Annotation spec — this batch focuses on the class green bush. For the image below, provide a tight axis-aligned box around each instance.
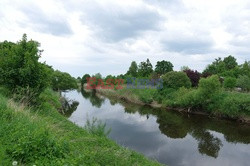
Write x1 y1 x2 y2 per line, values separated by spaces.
162 71 191 89
0 35 52 96
198 75 221 98
237 75 250 92
84 117 111 137
220 92 250 117
224 77 237 90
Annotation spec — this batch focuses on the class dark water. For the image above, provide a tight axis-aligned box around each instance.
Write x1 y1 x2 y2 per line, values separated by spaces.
63 90 250 166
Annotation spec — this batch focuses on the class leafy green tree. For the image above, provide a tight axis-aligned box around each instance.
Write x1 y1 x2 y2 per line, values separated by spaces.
162 71 191 89
224 77 237 90
0 34 51 95
223 55 238 70
52 70 78 91
155 60 173 75
203 56 238 75
138 58 153 77
203 58 226 75
81 74 91 87
239 61 250 77
126 61 138 77
236 75 250 92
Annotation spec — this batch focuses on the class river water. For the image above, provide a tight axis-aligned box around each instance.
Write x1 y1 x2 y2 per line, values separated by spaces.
63 90 250 166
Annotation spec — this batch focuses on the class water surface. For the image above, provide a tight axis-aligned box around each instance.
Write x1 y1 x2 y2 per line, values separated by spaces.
64 90 250 166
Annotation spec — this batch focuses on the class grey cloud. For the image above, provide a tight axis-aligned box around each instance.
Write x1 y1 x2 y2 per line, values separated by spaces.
81 3 163 42
162 38 214 54
20 6 72 36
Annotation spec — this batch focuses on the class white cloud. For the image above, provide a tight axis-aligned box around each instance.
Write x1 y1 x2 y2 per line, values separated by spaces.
0 0 250 77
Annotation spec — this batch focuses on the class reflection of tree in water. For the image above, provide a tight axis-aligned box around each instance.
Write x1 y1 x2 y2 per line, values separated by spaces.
60 96 79 117
81 89 105 108
192 129 222 158
118 100 250 158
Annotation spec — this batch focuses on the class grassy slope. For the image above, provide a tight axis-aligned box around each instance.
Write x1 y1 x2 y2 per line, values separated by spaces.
96 87 250 122
0 90 161 166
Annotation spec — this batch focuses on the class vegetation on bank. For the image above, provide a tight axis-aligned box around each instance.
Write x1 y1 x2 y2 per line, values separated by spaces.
0 88 160 165
0 35 161 165
82 56 250 120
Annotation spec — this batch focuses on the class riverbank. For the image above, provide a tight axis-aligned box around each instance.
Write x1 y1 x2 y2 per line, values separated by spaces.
92 86 250 124
0 89 161 165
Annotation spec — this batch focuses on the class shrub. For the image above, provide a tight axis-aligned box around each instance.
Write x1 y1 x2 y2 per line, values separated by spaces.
184 69 201 87
237 75 250 92
198 75 221 98
220 92 250 117
0 35 52 96
223 77 237 90
162 71 191 89
84 117 111 137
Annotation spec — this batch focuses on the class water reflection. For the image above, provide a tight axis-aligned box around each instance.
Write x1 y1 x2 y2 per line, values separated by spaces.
67 90 250 166
81 90 105 108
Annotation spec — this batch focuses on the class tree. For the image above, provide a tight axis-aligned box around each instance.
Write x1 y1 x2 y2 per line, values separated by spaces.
239 61 250 77
155 60 173 75
184 69 201 87
203 57 226 75
138 58 153 77
203 55 238 75
162 71 191 89
224 77 237 90
81 74 91 87
237 75 250 92
223 55 238 70
127 61 138 77
0 34 51 95
52 70 78 91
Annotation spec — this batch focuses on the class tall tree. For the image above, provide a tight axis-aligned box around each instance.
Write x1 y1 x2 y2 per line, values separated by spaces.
155 60 173 75
223 55 238 70
127 61 138 77
138 58 153 77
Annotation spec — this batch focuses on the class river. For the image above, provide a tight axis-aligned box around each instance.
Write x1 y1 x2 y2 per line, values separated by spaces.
63 90 250 166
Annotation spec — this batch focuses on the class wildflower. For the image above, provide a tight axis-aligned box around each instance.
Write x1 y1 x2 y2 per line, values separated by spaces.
12 161 18 166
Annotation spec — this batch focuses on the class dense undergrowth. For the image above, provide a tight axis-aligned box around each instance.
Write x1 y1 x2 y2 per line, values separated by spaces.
0 88 161 166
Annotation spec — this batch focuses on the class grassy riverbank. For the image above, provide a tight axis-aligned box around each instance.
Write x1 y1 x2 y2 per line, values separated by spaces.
94 83 250 123
0 89 161 166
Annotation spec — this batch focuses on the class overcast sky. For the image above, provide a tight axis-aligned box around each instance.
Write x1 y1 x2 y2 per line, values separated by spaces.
0 0 250 77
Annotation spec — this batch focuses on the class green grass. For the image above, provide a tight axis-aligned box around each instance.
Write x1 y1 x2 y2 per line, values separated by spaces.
97 85 250 119
0 89 161 166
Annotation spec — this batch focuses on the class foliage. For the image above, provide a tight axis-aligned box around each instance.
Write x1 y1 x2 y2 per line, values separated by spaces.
223 77 237 90
84 117 111 137
198 75 221 99
236 75 250 92
223 55 238 70
203 55 238 75
184 69 201 87
52 70 78 91
0 34 52 96
126 61 138 77
162 71 191 89
155 60 173 75
0 92 160 166
138 58 153 77
81 74 91 86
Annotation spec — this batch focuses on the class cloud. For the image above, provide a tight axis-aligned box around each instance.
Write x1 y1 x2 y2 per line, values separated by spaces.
162 38 214 54
20 5 73 36
80 1 163 42
0 0 250 77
